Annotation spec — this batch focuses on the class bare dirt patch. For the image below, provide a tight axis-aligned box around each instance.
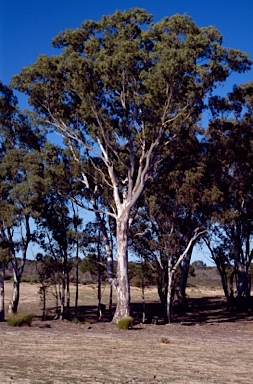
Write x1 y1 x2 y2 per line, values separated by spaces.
1 282 253 383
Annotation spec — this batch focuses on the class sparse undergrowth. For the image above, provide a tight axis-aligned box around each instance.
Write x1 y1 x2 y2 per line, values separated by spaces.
116 316 133 330
7 313 34 327
71 316 91 325
1 283 253 383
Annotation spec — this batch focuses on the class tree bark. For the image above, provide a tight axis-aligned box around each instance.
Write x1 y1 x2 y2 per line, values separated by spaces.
8 216 31 315
112 210 130 322
167 266 175 324
8 267 20 314
97 230 102 318
236 265 251 301
141 260 146 323
60 275 65 321
73 204 79 318
66 271 70 318
166 230 206 323
60 246 68 320
217 264 230 301
156 256 168 323
179 247 193 301
41 285 47 321
0 263 5 321
75 251 79 318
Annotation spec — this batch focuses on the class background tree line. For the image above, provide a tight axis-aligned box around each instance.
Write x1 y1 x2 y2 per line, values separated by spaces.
1 8 253 323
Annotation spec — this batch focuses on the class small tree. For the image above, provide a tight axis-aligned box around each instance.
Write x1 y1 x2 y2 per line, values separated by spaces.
36 254 62 320
81 220 109 317
35 194 75 320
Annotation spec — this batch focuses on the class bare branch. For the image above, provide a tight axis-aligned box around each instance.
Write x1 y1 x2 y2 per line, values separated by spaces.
62 193 116 219
133 226 151 238
91 101 129 170
173 229 207 271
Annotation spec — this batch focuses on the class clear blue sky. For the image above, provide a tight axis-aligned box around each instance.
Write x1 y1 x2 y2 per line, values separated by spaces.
1 0 253 264
1 0 253 89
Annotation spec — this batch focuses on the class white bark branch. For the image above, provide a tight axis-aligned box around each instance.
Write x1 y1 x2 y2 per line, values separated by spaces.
173 229 207 272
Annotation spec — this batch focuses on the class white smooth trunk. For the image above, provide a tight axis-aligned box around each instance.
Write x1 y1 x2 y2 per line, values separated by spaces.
8 268 20 315
167 268 175 324
113 210 130 322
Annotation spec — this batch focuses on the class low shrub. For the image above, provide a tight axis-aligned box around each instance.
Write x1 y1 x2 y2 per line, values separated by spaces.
116 316 133 330
7 313 34 327
72 317 80 324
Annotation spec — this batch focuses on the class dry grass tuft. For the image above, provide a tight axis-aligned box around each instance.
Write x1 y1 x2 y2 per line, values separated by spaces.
116 316 133 330
7 313 34 327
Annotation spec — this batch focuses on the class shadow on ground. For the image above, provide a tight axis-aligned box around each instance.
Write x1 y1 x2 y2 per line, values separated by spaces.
42 295 253 325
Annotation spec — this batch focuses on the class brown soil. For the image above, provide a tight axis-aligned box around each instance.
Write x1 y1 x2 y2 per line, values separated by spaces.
1 283 253 383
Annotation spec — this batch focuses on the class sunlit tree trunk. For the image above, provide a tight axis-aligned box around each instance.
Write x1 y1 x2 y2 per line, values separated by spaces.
113 210 130 322
8 266 20 314
97 229 102 318
108 217 114 317
167 263 175 324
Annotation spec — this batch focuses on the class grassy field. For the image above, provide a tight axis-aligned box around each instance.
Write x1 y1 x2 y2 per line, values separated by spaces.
1 282 253 384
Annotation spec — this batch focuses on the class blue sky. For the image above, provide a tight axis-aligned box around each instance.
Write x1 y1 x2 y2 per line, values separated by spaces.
1 0 253 89
1 0 253 264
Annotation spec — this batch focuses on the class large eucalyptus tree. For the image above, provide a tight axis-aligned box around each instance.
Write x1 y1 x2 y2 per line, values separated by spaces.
12 8 251 321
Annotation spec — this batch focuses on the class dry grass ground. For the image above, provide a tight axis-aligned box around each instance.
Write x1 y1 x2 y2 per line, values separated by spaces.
1 282 253 384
